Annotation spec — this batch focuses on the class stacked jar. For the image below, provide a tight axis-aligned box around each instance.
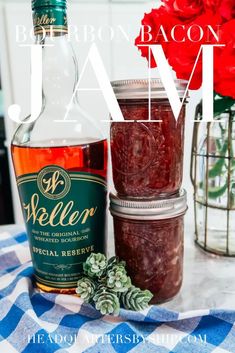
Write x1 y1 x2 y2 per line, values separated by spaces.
109 79 188 303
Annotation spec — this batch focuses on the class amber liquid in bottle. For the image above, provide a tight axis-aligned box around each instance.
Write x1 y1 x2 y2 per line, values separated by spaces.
12 139 108 179
12 139 107 293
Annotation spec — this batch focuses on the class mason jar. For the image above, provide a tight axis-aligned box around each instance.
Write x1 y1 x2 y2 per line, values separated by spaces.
111 79 188 198
110 190 187 303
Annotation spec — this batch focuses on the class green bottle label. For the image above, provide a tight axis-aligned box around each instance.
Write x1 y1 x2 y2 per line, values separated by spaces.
17 166 107 288
33 8 68 35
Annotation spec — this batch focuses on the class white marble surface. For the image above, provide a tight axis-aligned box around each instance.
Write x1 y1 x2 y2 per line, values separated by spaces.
1 223 235 312
164 226 235 312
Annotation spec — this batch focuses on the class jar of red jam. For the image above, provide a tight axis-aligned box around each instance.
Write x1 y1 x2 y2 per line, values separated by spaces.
111 79 187 198
110 190 187 304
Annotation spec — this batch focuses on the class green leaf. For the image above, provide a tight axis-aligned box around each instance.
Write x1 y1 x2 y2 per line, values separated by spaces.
195 95 234 119
208 141 228 178
208 182 228 199
228 135 235 167
215 138 222 151
208 159 226 178
218 123 226 134
214 94 235 117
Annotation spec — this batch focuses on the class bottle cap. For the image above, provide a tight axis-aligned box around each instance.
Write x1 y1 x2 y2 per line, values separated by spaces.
32 0 68 35
32 0 67 10
110 189 187 220
111 78 188 100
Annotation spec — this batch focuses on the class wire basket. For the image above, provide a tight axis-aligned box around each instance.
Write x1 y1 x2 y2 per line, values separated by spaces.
190 103 235 256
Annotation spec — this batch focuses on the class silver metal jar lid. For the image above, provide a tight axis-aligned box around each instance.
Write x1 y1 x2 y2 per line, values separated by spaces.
111 78 188 100
110 189 187 221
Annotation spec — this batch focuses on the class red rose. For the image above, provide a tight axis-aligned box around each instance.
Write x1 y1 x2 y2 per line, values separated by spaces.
204 0 235 21
164 0 204 20
135 3 235 98
135 6 181 67
214 20 235 98
167 12 222 89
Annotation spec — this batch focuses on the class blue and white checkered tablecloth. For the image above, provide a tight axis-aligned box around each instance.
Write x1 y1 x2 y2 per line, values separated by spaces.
1 229 235 353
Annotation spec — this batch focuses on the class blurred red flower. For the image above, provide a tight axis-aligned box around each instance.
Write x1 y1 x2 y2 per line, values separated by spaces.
204 0 235 21
167 12 222 89
135 1 235 98
214 20 235 97
135 7 181 67
164 0 204 20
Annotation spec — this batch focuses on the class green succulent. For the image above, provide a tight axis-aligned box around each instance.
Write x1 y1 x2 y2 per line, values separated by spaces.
76 277 96 303
76 252 154 316
106 264 132 293
93 286 120 316
83 253 107 278
106 256 126 272
121 286 153 311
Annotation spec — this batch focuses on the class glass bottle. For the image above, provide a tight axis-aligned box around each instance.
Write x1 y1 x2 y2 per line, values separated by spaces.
11 0 107 293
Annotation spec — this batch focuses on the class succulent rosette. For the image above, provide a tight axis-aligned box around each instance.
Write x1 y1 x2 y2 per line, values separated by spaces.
121 286 154 311
106 256 124 272
83 253 107 278
106 264 132 293
76 277 96 303
93 286 120 316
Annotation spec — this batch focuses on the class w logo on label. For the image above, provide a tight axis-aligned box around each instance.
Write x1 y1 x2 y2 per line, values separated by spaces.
43 170 65 194
37 166 71 200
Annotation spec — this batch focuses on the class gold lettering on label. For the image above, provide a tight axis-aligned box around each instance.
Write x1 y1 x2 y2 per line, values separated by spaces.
23 193 98 227
32 246 59 257
68 210 79 225
61 245 94 256
38 211 49 224
80 208 98 224
60 201 74 224
49 202 64 226
34 15 56 26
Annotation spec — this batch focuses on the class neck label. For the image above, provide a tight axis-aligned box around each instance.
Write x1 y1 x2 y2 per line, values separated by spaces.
33 8 68 35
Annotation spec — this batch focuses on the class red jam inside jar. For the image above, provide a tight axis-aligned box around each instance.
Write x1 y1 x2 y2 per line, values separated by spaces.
110 190 187 304
111 79 187 198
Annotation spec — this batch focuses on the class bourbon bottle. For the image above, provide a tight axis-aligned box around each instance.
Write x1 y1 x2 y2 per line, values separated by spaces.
11 0 107 293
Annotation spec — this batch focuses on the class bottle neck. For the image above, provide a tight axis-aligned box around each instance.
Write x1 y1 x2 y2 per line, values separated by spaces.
33 6 77 110
35 33 78 110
